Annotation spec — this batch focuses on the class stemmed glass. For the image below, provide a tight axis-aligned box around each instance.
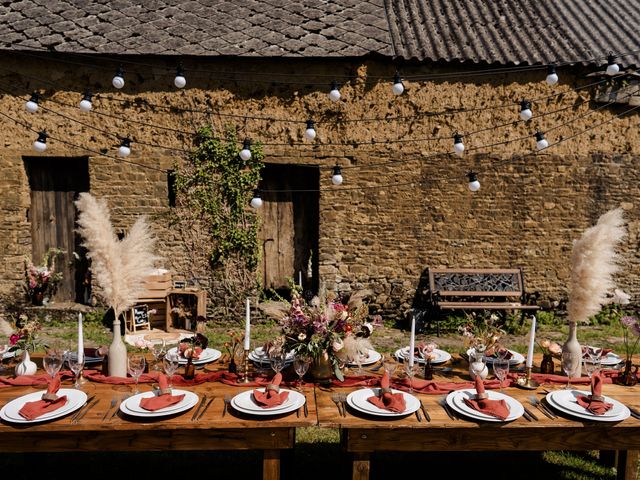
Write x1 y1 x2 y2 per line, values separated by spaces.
269 350 286 378
163 351 180 389
493 358 509 392
66 352 84 389
404 361 418 394
383 355 398 378
43 349 63 380
150 339 167 371
293 354 311 388
562 351 580 389
128 354 146 394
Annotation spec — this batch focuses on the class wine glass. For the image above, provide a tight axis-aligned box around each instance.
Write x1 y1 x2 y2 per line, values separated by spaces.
128 354 146 394
150 339 166 371
493 358 509 392
404 361 418 394
583 356 601 379
163 351 180 388
43 349 63 380
66 352 84 389
293 354 311 387
562 351 580 389
383 354 398 378
269 350 286 378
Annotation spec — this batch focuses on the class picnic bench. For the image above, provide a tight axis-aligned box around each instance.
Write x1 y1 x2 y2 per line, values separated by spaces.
426 267 539 335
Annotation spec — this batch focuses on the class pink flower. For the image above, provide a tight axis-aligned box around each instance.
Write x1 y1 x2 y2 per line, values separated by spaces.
9 334 20 345
621 316 638 328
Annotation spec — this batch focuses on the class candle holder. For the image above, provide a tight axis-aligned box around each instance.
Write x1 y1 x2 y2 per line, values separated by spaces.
515 366 540 390
239 348 251 383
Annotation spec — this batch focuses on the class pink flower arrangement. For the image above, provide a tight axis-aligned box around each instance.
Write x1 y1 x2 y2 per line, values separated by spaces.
8 314 44 353
620 316 640 361
24 248 63 298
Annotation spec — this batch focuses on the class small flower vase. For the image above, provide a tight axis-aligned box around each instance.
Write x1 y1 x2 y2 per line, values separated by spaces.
309 351 333 384
540 354 555 374
562 321 582 378
617 359 638 386
15 350 37 376
228 356 237 374
468 348 488 380
31 289 45 306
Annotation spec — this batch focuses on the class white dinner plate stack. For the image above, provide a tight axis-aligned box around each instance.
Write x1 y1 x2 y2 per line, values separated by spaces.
0 389 88 424
345 349 382 367
545 389 630 422
345 388 420 417
119 390 199 418
482 350 525 366
445 389 524 422
167 347 222 365
394 346 452 365
230 389 305 416
248 347 295 366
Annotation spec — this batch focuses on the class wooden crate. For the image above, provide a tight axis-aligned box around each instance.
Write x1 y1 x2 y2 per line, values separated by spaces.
141 271 172 299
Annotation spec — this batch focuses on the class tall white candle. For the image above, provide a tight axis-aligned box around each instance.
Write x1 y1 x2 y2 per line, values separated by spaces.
244 298 251 350
78 313 84 363
526 315 536 368
298 271 302 288
408 315 416 368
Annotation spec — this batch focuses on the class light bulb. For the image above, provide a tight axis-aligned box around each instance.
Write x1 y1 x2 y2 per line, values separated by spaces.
535 131 548 150
79 91 92 112
112 66 125 89
331 165 343 185
118 138 131 157
239 139 252 161
546 64 558 85
519 100 532 121
606 54 619 76
174 66 186 88
250 189 263 209
304 120 316 141
392 72 404 95
33 131 47 152
25 92 39 113
467 172 480 192
328 80 341 102
453 133 465 156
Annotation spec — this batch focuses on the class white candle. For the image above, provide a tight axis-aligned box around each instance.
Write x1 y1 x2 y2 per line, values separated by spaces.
526 315 536 368
244 298 251 350
78 313 84 364
408 315 416 368
298 271 302 288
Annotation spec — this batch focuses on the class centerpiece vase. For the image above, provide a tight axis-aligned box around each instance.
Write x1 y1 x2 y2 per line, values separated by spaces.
108 314 128 377
618 359 638 386
15 350 37 376
309 350 333 384
562 321 582 378
31 288 45 306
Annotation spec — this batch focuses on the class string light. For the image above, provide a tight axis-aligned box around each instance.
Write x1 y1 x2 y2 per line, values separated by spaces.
453 133 465 156
328 80 341 102
331 164 343 185
239 138 252 161
174 65 186 89
535 131 549 150
304 120 316 141
606 53 620 76
112 66 125 89
33 130 47 152
467 171 480 192
519 100 533 121
25 91 39 113
250 189 263 208
392 72 404 95
79 91 93 112
118 137 131 157
546 64 559 85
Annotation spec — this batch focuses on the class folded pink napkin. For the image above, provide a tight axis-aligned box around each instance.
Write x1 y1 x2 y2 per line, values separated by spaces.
18 377 68 420
576 372 613 415
367 371 406 413
463 376 510 420
139 374 185 411
253 373 289 408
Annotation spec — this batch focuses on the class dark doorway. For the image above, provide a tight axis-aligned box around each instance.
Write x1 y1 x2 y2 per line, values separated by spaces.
258 164 319 299
24 156 90 303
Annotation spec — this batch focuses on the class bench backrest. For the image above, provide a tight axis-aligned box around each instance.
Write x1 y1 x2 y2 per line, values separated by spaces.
428 268 524 298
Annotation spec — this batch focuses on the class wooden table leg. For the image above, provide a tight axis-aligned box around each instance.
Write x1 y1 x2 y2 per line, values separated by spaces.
617 450 639 480
263 449 280 480
600 450 618 468
352 452 370 480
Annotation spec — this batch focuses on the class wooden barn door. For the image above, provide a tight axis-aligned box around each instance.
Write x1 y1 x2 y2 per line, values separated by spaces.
258 164 319 297
24 157 90 303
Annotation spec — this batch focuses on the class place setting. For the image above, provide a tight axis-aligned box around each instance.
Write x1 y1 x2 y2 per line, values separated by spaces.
229 372 306 417
166 345 222 366
118 373 199 419
248 346 295 367
345 370 421 419
394 344 452 365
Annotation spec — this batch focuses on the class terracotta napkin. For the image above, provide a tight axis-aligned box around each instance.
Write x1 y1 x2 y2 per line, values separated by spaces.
253 373 289 408
367 371 406 413
576 372 613 415
139 374 185 411
18 377 68 420
463 376 510 420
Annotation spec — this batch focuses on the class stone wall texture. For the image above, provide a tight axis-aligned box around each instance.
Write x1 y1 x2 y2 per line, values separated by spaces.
0 53 638 321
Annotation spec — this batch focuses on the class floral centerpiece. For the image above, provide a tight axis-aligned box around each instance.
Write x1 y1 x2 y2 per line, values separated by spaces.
8 314 45 354
24 248 63 304
620 316 640 363
459 311 505 355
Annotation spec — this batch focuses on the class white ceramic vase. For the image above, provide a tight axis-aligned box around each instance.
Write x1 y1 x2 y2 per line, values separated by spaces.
15 350 38 376
562 321 582 378
108 316 128 377
467 348 489 380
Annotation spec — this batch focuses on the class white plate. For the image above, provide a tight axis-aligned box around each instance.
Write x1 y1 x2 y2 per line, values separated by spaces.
124 390 198 415
546 389 630 421
2 350 16 360
395 347 452 365
446 389 524 422
0 389 87 424
167 347 222 365
346 388 420 417
583 352 622 366
251 348 295 360
483 350 525 366
230 389 305 416
346 350 382 367
120 389 199 417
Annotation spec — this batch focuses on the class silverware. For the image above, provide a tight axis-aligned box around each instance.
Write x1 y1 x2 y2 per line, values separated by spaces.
415 408 422 422
72 397 99 424
71 395 96 422
222 394 232 417
522 405 539 421
331 393 343 417
439 396 456 420
196 397 215 421
110 393 131 420
339 393 347 417
191 394 207 421
419 399 431 422
102 398 117 421
303 394 308 417
528 395 556 419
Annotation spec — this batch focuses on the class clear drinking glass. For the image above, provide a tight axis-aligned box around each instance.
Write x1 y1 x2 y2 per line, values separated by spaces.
269 350 286 378
150 339 167 371
383 354 398 378
43 349 63 380
163 351 180 388
128 354 146 394
493 358 509 391
561 351 580 389
404 361 417 393
66 352 84 389
293 354 311 387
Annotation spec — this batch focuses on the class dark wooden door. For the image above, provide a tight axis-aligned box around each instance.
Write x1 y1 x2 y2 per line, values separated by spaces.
24 157 90 302
258 164 319 296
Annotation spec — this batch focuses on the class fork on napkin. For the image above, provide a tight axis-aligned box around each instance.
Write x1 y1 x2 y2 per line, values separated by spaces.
18 377 68 420
575 372 613 415
463 375 510 420
139 374 185 411
367 371 406 413
253 373 289 408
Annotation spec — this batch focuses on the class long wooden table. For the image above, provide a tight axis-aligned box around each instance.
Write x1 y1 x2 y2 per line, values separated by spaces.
0 379 316 480
316 359 640 480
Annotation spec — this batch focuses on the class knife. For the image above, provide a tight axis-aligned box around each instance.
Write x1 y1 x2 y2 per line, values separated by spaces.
72 397 99 424
303 396 309 417
415 409 422 422
191 394 207 421
419 399 431 422
71 395 96 422
522 406 539 421
196 397 215 421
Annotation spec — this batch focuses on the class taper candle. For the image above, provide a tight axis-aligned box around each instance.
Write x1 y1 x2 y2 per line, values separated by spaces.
526 315 536 368
408 315 416 368
78 313 84 363
244 298 251 350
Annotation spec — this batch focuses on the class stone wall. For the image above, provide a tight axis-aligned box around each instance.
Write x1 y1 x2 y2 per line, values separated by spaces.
0 53 638 320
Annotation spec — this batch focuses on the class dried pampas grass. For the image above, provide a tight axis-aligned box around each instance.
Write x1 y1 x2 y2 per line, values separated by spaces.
567 207 627 323
75 193 160 320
